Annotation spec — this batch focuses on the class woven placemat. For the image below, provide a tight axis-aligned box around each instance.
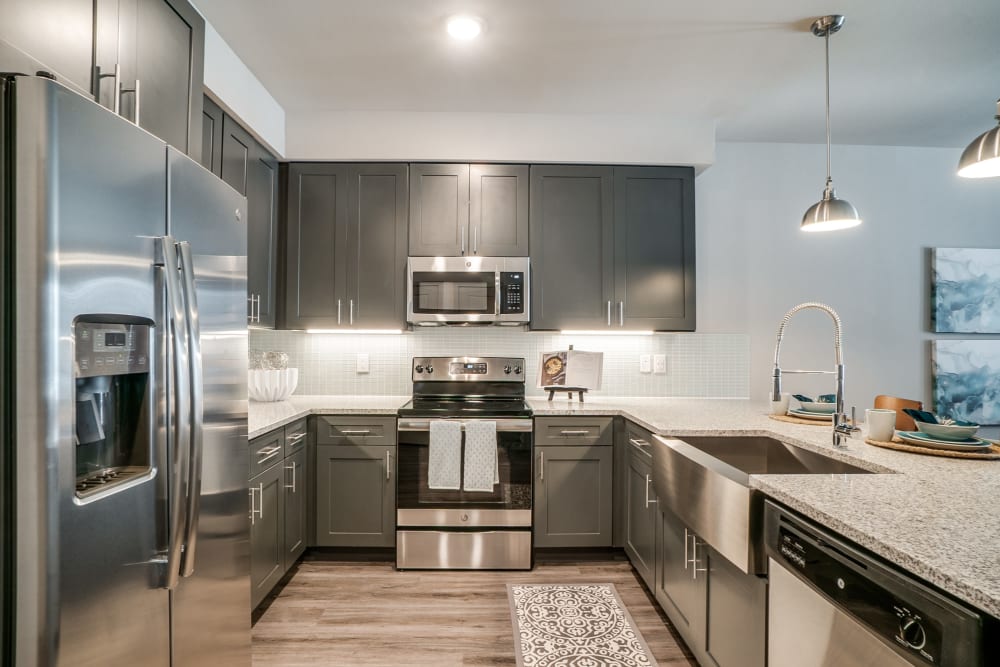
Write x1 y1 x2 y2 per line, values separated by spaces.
864 436 1000 460
768 413 831 426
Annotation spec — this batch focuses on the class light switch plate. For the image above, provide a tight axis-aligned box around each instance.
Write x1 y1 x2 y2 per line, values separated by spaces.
653 354 667 374
356 353 370 374
639 355 652 373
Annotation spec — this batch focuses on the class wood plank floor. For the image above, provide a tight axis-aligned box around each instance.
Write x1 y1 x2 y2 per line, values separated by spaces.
252 552 698 666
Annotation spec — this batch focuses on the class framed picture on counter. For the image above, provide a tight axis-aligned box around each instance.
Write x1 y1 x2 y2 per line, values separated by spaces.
932 248 1000 333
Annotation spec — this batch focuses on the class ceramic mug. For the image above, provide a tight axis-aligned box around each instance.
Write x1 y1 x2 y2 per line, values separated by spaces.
866 408 897 442
770 392 791 415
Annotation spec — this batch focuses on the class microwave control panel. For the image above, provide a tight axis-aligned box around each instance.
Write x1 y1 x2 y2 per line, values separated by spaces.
499 272 525 314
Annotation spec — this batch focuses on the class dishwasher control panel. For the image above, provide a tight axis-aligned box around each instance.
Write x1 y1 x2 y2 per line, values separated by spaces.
766 502 986 667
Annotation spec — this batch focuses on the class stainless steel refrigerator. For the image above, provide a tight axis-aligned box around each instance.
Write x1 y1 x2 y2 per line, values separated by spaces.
0 75 250 666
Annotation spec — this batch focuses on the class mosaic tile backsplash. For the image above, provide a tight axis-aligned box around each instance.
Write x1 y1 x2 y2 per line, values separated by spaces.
249 329 750 398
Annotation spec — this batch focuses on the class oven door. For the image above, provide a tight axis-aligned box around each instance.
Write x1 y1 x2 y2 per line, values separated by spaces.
396 418 532 527
407 257 499 324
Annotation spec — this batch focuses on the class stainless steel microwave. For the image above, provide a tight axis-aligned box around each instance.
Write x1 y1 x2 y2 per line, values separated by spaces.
406 256 530 325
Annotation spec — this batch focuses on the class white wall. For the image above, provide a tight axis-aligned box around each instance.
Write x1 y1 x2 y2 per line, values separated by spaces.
285 110 714 168
202 22 285 155
696 142 1000 408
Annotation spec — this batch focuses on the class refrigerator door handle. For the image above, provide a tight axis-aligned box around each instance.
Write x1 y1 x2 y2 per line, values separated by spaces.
177 242 204 578
158 236 192 591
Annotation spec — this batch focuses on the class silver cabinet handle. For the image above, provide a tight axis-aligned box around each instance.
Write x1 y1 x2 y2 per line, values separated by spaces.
255 294 260 323
256 445 282 464
112 63 122 114
644 474 658 508
684 528 690 570
256 483 264 520
249 485 263 524
539 451 544 481
120 77 140 126
349 299 354 325
337 299 342 324
607 300 612 326
628 437 648 449
472 225 478 254
619 300 624 327
461 226 466 255
286 432 307 445
340 429 371 435
385 450 392 481
560 430 590 436
285 462 297 492
691 535 707 579
247 296 254 322
248 488 256 525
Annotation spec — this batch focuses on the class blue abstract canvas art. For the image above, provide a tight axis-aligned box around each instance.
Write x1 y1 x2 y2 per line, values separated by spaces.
932 248 1000 333
933 340 1000 425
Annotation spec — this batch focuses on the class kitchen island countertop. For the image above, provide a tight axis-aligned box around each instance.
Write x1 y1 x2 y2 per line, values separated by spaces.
250 395 1000 617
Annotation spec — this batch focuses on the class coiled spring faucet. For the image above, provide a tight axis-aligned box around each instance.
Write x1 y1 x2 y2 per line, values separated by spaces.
771 302 859 448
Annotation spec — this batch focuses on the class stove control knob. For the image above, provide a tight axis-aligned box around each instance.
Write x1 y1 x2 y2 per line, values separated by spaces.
415 365 424 374
426 365 434 374
504 365 512 374
899 617 926 650
514 366 522 375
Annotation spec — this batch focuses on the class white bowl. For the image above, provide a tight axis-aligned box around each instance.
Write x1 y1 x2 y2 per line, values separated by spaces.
797 401 837 414
914 420 979 442
248 368 298 402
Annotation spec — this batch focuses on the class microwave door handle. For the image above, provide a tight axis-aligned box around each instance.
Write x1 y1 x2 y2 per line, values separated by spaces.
495 272 502 318
157 237 191 590
177 242 204 578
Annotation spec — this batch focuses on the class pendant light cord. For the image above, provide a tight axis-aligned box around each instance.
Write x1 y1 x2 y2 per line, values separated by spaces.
825 29 832 185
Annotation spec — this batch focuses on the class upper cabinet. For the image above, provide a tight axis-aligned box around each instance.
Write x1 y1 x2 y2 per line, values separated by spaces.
285 163 408 330
0 0 204 158
409 163 528 257
530 165 695 331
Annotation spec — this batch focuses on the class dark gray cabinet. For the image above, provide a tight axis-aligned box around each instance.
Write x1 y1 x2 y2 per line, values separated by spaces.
655 508 707 660
534 418 614 548
409 163 528 257
282 446 308 570
249 456 284 610
200 95 224 176
624 437 658 589
530 165 695 331
285 163 408 330
315 443 396 547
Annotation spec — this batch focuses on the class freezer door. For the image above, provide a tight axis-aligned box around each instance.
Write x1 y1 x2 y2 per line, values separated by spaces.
10 76 170 666
166 147 250 666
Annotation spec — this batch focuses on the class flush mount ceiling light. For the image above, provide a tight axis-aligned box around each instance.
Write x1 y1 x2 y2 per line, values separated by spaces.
801 14 862 233
446 15 483 40
958 99 1000 178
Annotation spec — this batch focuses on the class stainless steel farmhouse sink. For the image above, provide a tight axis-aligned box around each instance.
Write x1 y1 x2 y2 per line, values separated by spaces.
651 435 879 575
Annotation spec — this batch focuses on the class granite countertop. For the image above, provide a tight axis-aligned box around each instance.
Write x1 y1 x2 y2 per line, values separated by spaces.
250 395 1000 617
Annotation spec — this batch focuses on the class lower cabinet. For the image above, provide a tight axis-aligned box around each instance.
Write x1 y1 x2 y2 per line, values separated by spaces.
315 443 396 547
282 446 308 569
655 508 708 658
624 438 658 589
249 460 284 609
534 444 614 547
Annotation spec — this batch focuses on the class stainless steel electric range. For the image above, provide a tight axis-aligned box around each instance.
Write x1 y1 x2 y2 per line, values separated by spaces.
396 356 533 570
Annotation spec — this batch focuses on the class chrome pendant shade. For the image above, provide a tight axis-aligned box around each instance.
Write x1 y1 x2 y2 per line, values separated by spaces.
801 14 862 232
957 100 1000 179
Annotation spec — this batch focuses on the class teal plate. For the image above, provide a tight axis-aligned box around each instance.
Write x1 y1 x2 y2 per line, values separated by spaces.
895 431 991 451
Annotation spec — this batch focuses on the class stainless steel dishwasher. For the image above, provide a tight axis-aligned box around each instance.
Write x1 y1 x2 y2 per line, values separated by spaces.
764 502 987 667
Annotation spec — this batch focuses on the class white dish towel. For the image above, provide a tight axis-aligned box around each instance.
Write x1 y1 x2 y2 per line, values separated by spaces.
428 420 462 490
463 420 499 492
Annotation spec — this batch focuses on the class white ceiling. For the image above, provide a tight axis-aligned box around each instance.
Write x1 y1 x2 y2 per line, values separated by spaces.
195 0 1000 147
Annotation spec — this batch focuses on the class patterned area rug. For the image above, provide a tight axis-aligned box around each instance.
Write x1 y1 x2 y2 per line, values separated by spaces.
507 583 658 667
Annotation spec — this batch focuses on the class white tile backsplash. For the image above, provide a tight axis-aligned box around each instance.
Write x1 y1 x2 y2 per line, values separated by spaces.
249 328 750 398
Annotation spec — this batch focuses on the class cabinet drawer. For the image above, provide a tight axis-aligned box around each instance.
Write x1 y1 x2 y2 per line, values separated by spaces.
625 421 655 461
534 417 613 447
314 416 397 446
249 429 284 479
283 418 308 456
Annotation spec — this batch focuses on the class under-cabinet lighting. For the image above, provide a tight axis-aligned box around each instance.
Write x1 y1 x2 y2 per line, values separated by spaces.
559 330 654 336
306 329 403 335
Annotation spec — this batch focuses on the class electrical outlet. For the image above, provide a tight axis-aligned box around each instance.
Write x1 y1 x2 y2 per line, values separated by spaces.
653 354 667 374
639 355 652 373
356 353 370 374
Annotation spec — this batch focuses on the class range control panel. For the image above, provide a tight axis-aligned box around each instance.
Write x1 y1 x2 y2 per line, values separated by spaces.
75 322 150 378
412 356 525 382
499 272 525 314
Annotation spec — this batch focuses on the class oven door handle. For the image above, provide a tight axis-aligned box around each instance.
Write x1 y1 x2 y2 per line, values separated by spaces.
397 419 533 433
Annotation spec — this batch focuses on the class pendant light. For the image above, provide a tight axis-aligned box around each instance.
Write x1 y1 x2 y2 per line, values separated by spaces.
801 15 862 232
957 99 1000 178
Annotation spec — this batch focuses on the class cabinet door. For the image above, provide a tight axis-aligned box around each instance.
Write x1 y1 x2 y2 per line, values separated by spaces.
284 164 351 329
200 95 223 177
613 166 695 330
625 444 657 589
315 445 395 547
220 113 251 196
0 0 95 95
344 164 408 329
706 547 766 667
408 163 470 256
470 164 529 256
534 445 613 548
529 165 614 330
282 447 308 571
250 463 284 609
655 509 707 655
247 141 279 328
123 0 204 157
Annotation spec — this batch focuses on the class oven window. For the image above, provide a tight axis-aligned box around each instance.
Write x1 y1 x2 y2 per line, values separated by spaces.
412 271 496 314
396 431 531 510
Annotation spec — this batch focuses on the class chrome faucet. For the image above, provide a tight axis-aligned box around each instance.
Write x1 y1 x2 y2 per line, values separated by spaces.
771 302 859 448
